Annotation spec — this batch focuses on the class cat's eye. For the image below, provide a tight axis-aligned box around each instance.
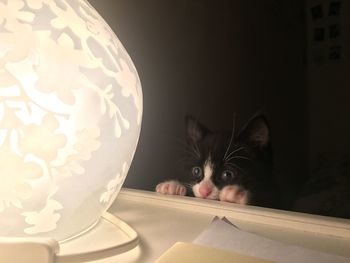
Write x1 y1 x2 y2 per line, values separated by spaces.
221 170 234 181
192 166 202 178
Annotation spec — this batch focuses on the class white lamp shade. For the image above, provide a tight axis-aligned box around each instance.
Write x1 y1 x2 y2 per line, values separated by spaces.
0 0 142 241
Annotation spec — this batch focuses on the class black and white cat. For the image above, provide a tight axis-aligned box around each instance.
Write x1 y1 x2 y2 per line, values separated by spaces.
156 114 278 208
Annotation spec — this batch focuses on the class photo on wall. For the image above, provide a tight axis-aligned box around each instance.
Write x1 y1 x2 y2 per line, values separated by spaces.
329 24 340 39
313 27 325 41
311 4 323 20
329 45 342 60
329 1 341 16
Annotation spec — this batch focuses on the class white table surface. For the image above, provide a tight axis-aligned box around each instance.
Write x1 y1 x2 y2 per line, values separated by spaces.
74 188 350 263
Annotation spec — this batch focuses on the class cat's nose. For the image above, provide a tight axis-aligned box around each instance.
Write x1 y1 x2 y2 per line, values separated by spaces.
199 186 212 198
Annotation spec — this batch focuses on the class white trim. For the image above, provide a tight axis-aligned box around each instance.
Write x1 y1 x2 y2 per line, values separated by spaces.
119 188 350 239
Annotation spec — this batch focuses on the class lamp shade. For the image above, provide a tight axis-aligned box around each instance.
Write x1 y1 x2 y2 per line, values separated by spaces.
0 0 142 241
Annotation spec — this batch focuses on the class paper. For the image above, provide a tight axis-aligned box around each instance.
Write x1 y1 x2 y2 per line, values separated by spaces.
155 242 274 263
194 217 349 263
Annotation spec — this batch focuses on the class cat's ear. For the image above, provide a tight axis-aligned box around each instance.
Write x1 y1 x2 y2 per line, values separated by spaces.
238 114 270 148
185 115 209 143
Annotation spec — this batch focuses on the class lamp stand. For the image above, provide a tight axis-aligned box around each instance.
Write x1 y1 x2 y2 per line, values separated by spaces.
0 212 139 263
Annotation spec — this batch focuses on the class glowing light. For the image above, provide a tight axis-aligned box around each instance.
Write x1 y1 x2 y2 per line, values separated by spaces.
0 0 142 241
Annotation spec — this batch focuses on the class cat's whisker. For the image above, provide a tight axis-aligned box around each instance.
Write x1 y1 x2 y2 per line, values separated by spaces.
183 145 201 159
182 182 193 189
189 143 201 159
224 146 245 161
225 162 246 174
166 136 199 156
166 135 201 159
180 150 197 160
223 116 236 161
226 155 252 162
161 137 196 156
193 143 201 158
186 149 199 159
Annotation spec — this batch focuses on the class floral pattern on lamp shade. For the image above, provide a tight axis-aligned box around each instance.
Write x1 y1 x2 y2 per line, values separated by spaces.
0 0 142 241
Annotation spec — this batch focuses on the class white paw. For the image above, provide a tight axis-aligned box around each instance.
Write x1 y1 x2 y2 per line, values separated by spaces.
219 185 250 205
155 181 187 196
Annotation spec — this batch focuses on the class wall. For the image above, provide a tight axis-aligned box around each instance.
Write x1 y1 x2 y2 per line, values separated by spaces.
88 0 307 207
306 0 350 169
229 1 308 206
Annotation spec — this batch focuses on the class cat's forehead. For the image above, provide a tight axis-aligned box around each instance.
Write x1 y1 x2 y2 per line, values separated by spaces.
195 130 248 163
197 133 230 159
205 130 230 142
201 131 234 150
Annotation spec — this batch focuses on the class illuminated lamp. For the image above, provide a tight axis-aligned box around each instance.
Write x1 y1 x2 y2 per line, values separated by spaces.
0 0 142 261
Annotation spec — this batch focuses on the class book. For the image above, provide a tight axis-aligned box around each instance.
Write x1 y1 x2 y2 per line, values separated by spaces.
155 242 273 263
156 216 350 263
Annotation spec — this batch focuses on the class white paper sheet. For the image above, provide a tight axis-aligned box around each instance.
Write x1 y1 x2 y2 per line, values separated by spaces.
193 217 349 263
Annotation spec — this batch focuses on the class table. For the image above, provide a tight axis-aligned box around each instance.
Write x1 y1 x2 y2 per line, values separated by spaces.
76 188 350 262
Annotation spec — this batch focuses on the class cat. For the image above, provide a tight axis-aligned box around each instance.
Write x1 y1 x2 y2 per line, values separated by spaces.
156 113 278 208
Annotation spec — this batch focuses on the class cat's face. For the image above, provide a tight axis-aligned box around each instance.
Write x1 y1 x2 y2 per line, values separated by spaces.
185 114 273 205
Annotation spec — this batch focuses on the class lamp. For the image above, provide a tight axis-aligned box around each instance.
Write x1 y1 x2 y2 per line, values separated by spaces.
0 0 142 261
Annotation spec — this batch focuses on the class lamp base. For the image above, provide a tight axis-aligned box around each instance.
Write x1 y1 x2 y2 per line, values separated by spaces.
0 212 139 263
0 237 59 263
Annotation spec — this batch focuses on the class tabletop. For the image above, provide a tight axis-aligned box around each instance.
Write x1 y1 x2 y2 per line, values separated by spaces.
67 188 350 262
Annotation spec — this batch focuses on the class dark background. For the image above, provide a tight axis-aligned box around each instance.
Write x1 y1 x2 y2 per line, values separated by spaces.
88 0 350 212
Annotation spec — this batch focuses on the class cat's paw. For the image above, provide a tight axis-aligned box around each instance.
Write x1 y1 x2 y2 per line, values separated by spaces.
219 185 250 205
155 181 187 196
